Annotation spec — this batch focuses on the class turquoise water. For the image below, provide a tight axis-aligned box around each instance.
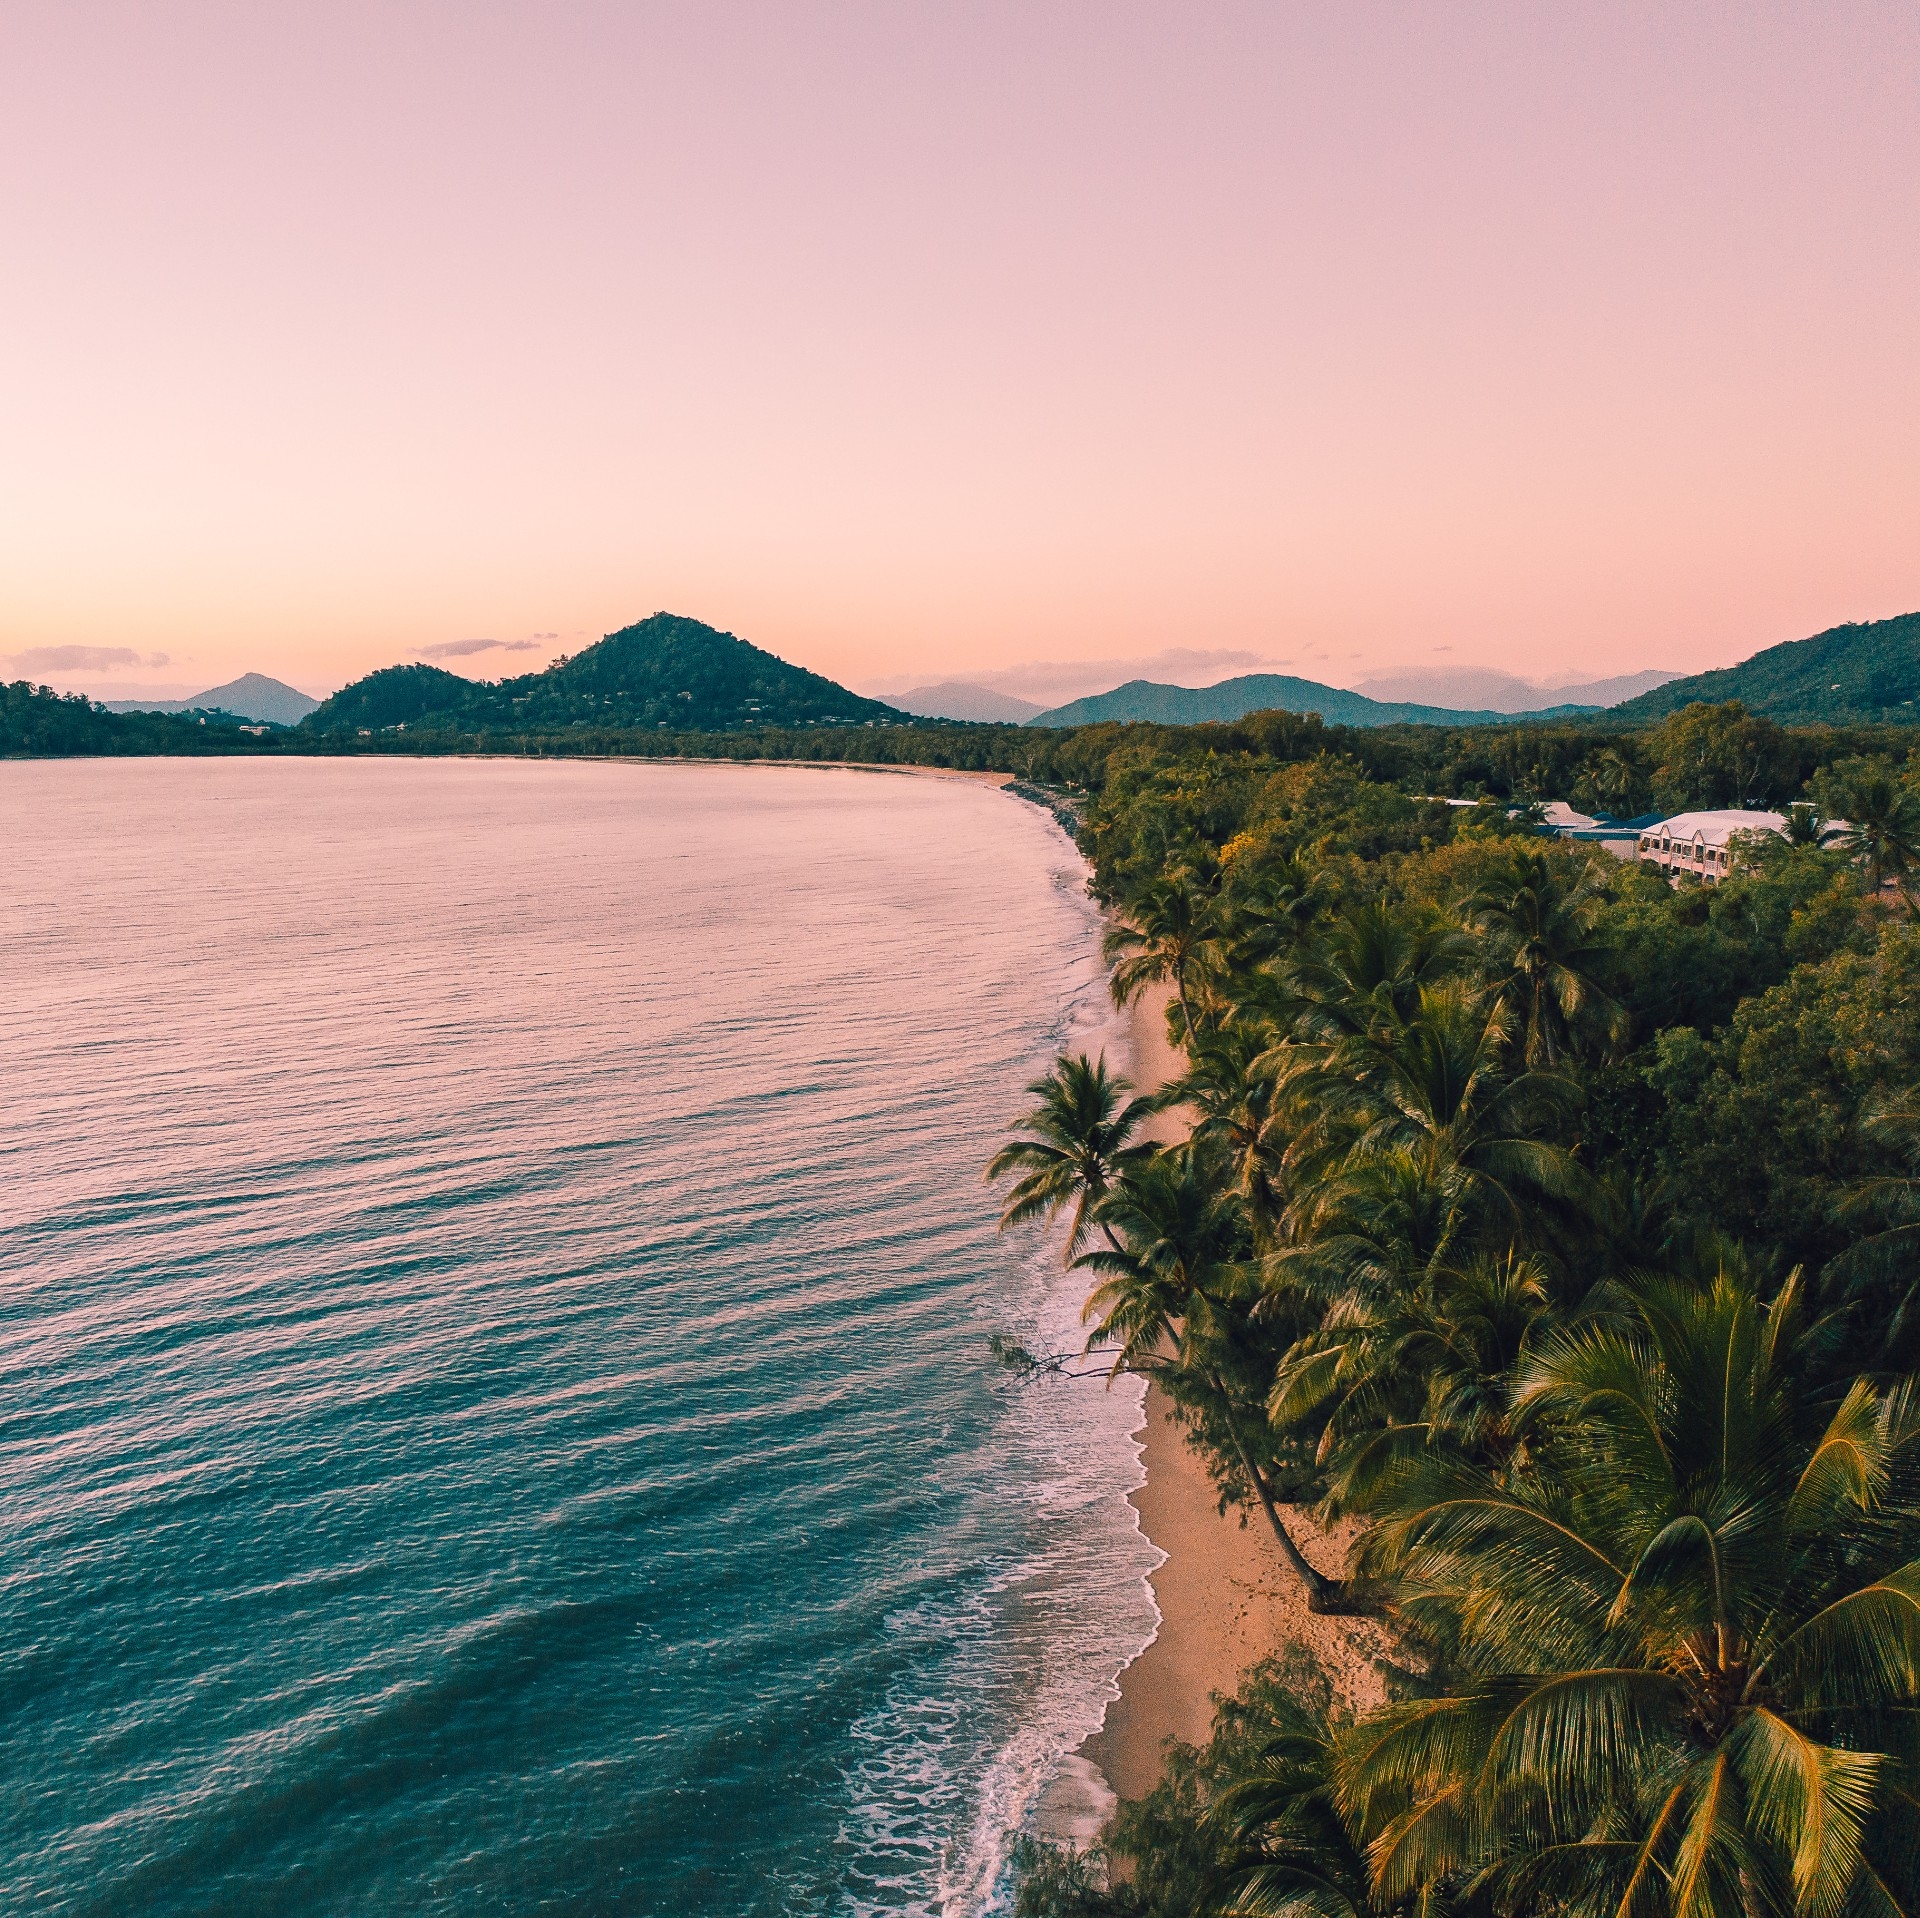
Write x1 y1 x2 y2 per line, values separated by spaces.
1 759 1156 1917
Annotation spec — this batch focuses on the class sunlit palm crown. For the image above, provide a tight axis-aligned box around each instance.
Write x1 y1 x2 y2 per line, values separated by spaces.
1343 1274 1920 1916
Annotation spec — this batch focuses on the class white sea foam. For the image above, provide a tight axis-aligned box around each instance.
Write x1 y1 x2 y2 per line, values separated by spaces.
941 835 1164 1915
6 762 1161 1918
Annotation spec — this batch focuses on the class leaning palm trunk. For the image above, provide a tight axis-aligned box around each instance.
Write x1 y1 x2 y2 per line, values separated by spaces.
1079 1152 1362 1615
1205 1369 1358 1615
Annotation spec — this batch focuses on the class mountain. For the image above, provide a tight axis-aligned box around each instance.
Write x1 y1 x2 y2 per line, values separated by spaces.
1607 612 1920 724
304 614 901 736
882 681 1045 723
106 673 320 726
1353 667 1676 711
1025 673 1598 730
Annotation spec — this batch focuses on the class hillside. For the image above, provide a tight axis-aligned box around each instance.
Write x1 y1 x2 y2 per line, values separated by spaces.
106 673 319 726
1608 612 1920 724
304 615 900 737
1025 672 1596 730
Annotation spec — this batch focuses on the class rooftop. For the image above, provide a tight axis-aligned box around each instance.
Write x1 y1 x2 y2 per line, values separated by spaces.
1643 810 1789 845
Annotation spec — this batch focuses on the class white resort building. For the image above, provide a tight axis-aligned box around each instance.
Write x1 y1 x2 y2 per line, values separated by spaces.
1636 810 1788 883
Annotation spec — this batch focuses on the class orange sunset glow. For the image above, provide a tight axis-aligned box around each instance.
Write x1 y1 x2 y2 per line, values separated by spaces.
3 4 1916 700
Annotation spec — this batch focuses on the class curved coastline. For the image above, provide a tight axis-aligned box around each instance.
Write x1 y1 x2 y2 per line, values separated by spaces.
5 757 1150 1917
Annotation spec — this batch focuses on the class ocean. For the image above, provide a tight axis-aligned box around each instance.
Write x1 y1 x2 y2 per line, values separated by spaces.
0 757 1159 1917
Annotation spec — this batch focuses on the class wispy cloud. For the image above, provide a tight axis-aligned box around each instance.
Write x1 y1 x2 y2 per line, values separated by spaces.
416 637 543 661
4 645 170 673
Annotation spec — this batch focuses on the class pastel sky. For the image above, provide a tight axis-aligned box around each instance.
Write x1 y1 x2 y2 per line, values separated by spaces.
4 3 1917 700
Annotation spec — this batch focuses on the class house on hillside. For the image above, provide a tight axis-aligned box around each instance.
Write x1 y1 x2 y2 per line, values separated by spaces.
1636 810 1788 883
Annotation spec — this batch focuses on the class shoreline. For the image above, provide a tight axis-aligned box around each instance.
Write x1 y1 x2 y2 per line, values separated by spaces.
278 751 1020 785
1069 986 1394 1808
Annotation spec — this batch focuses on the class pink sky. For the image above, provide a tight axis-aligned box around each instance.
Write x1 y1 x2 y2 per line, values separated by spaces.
3 2 1917 701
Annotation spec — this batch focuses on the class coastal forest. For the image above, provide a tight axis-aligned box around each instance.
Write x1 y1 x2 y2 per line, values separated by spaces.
992 726 1920 1915
15 613 1920 1911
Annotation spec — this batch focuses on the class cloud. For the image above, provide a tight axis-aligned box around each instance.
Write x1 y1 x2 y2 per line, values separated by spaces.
4 645 169 673
416 637 543 660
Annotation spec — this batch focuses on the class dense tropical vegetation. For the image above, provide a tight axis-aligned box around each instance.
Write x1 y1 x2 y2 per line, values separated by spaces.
15 609 1920 1908
0 681 268 755
988 724 1920 1916
1613 611 1920 726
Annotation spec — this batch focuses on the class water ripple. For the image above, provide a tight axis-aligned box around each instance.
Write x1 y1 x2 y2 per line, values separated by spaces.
1 759 1156 1916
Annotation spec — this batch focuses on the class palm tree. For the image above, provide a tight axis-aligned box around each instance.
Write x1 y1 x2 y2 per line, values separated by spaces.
1105 867 1221 1041
1577 745 1650 821
1261 1148 1472 1498
1207 1692 1385 1918
1460 849 1626 1067
1080 1154 1355 1613
1270 1147 1472 1319
1165 1019 1316 1247
1260 994 1580 1514
1392 1253 1553 1472
1215 850 1328 976
1337 1270 1920 1916
1267 1248 1554 1517
1784 802 1829 848
985 1052 1160 1255
1285 902 1474 1048
1829 1088 1920 1370
1825 756 1920 896
1340 984 1592 1240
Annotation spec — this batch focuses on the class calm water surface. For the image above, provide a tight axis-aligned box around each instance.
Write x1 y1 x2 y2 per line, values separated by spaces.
0 758 1156 1917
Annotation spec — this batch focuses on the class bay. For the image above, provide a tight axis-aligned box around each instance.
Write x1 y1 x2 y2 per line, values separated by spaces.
0 758 1157 1917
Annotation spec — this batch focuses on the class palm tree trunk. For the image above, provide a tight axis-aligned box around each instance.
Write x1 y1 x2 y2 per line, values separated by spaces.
1207 1374 1357 1615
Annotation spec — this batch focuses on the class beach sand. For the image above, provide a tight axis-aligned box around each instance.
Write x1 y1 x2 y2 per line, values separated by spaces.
1073 985 1393 1805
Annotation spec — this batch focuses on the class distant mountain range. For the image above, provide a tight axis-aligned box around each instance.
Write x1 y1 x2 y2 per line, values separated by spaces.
1353 667 1676 711
304 614 901 736
1025 617 1920 729
1608 612 1920 723
101 608 1920 745
883 681 1047 723
884 666 1672 724
106 673 319 726
1024 674 1603 730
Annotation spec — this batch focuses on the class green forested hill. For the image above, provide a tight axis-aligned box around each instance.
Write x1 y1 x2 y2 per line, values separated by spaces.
1025 672 1595 729
299 662 480 734
1610 610 1920 723
2 681 269 755
303 614 901 737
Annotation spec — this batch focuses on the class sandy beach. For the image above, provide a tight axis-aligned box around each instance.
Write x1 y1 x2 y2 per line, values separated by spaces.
1074 985 1393 1805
